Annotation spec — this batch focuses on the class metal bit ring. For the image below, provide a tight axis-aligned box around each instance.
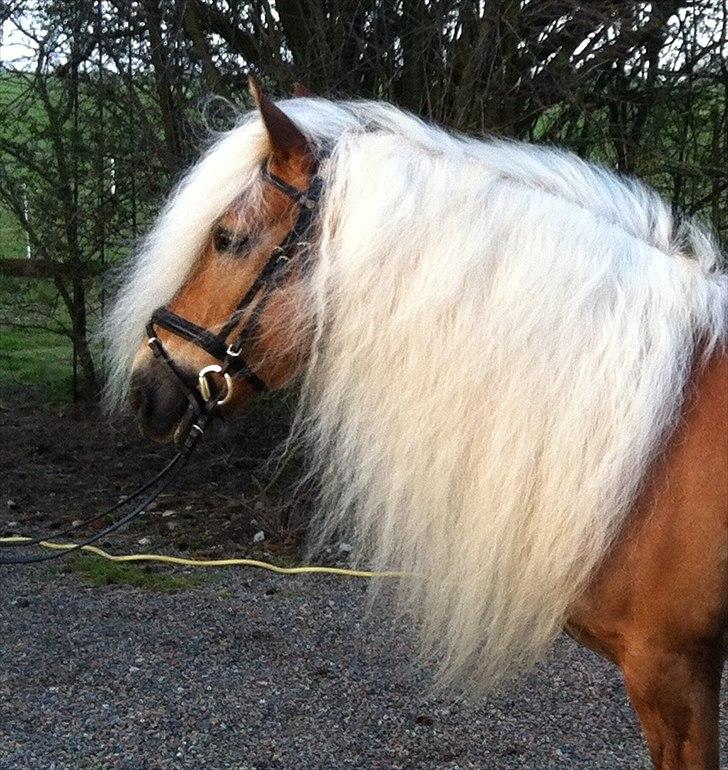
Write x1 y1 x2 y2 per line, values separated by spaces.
197 364 234 406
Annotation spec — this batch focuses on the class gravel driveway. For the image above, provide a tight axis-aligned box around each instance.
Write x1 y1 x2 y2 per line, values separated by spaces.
1 564 726 770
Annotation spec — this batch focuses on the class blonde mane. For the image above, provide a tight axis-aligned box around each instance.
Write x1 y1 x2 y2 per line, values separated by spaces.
106 97 727 690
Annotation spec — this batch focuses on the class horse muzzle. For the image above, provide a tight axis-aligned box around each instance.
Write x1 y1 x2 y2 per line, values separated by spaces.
130 356 196 443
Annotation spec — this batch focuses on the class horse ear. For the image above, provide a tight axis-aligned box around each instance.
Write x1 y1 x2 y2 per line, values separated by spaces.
292 82 315 98
248 75 310 166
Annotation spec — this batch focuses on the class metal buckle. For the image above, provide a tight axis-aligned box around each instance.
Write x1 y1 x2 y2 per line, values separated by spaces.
197 364 234 406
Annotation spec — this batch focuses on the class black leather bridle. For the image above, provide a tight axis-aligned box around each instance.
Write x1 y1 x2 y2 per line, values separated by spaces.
146 162 324 442
0 162 324 565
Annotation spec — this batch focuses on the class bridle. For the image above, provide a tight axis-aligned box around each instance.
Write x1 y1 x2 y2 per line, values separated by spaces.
0 160 324 565
147 162 324 442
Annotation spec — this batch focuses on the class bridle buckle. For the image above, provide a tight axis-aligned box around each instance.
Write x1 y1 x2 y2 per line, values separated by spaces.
272 246 289 263
198 364 234 406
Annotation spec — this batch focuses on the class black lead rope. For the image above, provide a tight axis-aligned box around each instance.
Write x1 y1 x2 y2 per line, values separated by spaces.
0 414 205 565
0 454 180 550
0 457 185 565
0 162 324 567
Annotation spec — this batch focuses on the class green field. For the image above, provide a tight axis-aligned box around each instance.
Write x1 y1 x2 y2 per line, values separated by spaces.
0 135 73 402
0 196 80 404
0 325 73 403
0 71 120 406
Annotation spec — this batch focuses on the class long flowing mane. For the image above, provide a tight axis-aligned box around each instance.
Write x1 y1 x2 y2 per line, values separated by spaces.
106 98 727 690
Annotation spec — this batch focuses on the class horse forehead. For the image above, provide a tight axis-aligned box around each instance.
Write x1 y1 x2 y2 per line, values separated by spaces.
215 185 287 231
217 205 246 230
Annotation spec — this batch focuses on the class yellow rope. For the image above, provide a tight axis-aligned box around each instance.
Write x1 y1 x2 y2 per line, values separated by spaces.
0 535 406 579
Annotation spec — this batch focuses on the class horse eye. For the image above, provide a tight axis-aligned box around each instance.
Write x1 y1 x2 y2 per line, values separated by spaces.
213 229 231 252
213 228 250 257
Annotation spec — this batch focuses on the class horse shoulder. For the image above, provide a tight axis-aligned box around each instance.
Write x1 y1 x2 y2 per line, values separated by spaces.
567 350 728 661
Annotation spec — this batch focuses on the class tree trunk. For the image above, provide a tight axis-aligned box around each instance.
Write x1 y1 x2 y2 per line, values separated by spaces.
70 275 98 402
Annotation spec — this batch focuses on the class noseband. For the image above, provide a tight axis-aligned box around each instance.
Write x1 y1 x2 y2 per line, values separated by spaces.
146 162 324 443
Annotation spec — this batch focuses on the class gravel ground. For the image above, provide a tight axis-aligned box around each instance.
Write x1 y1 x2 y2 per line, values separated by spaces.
1 565 726 770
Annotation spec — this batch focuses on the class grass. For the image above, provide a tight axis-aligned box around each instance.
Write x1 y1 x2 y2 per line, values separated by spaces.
60 554 213 593
0 325 72 403
0 193 72 403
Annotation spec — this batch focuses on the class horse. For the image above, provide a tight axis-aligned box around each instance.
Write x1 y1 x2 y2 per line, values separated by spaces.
105 78 727 769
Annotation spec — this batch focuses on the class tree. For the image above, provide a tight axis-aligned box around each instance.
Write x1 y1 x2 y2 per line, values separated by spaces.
1 0 725 402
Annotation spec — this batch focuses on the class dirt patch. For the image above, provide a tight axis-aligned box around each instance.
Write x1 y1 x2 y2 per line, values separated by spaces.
0 393 314 559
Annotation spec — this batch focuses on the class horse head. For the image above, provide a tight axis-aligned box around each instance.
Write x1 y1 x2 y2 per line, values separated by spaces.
129 78 317 443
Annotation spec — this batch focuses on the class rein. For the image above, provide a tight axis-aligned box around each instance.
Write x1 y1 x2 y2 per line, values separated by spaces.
0 163 324 566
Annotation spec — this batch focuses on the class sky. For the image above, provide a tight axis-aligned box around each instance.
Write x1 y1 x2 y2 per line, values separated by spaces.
1 6 723 73
0 18 34 65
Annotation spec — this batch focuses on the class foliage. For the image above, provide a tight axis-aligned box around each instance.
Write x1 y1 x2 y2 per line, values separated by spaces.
0 0 725 404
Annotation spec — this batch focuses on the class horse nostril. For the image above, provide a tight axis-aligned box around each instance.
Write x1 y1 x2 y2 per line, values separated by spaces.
130 360 191 442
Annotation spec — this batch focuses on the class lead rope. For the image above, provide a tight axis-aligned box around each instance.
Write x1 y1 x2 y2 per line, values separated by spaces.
0 405 214 566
